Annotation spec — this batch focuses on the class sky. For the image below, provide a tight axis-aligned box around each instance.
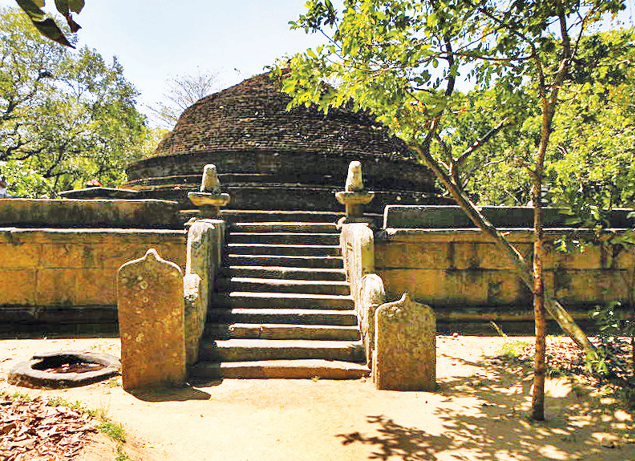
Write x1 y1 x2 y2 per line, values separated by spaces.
0 0 328 123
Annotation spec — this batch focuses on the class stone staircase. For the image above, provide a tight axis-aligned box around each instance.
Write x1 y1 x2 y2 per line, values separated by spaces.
190 211 370 380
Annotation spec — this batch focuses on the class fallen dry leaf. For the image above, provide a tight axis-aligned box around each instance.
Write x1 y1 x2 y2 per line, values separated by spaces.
0 395 97 461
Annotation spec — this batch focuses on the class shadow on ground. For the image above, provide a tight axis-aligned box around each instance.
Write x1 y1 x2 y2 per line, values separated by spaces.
338 353 635 460
129 385 212 402
338 415 452 460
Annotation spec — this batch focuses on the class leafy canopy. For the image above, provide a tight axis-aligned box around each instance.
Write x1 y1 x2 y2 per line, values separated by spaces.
0 7 157 196
278 0 626 190
280 0 628 420
462 29 634 222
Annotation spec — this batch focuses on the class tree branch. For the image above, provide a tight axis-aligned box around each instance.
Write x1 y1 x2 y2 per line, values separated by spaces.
455 117 515 169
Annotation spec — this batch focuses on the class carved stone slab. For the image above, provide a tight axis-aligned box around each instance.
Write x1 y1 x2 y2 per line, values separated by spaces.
117 249 186 390
373 293 436 391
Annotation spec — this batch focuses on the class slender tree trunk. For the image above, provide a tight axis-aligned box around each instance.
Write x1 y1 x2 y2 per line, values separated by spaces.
411 144 596 353
531 166 547 421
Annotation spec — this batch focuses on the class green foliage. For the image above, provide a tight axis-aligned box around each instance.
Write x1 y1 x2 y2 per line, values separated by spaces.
588 301 635 386
14 0 84 48
278 1 628 213
46 397 86 411
281 3 629 419
499 340 531 360
464 29 635 214
98 420 127 443
0 8 156 197
10 391 33 402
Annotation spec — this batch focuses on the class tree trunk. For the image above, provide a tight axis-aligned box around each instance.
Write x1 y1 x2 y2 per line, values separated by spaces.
531 179 546 421
412 144 596 359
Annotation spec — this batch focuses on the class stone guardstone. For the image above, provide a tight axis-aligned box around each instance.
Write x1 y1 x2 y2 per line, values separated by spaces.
373 293 436 391
117 248 186 391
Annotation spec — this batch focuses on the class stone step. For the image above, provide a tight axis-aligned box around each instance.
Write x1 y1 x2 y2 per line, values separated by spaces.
229 232 340 245
189 359 370 380
231 222 339 233
208 308 358 326
220 266 347 281
227 243 341 257
205 323 360 341
218 278 350 296
198 339 366 363
221 210 344 223
214 292 354 309
226 255 344 269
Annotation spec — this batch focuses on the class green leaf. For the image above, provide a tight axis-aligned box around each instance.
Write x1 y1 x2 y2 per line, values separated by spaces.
34 17 73 47
68 0 84 14
54 0 81 32
54 0 68 14
15 0 46 21
15 0 75 47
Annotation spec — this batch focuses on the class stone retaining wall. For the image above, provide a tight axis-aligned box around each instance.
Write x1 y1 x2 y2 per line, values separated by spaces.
376 228 635 305
0 228 186 326
339 206 635 335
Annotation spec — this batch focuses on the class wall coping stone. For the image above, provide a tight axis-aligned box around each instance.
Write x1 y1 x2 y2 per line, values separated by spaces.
383 205 635 229
376 227 628 244
0 199 180 229
59 187 140 199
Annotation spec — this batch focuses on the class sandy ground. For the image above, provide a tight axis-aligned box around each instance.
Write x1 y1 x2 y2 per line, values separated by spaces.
1 336 634 461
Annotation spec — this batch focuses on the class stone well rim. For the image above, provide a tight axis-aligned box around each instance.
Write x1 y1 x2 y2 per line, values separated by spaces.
8 350 120 389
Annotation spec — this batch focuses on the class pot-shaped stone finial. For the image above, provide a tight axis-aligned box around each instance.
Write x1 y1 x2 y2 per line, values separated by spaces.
335 161 374 225
345 161 364 192
188 164 230 218
200 164 221 193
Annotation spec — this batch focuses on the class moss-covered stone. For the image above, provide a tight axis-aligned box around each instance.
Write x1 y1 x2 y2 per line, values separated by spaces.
373 293 436 391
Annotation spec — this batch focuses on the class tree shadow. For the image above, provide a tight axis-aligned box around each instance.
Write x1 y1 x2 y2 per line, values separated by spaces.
128 385 212 402
431 354 635 460
337 414 453 460
339 352 635 460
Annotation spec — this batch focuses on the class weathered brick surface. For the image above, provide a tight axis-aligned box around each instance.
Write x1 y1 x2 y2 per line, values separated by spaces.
123 73 447 211
154 73 414 160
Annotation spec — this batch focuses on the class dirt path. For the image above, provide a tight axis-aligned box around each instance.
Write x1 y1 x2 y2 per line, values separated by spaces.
1 336 633 461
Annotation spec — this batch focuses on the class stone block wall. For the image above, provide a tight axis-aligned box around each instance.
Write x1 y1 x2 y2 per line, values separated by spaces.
0 228 186 326
375 228 635 322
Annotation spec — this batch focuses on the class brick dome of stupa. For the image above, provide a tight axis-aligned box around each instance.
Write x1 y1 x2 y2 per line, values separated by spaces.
153 72 413 159
124 72 443 212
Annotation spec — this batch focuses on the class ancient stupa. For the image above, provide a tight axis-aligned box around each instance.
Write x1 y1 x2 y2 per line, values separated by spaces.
123 72 442 212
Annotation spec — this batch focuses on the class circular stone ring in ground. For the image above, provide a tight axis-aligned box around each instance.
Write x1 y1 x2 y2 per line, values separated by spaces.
8 350 121 388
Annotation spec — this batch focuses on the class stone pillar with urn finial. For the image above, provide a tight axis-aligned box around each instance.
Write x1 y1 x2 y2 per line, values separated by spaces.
188 164 230 218
335 161 375 226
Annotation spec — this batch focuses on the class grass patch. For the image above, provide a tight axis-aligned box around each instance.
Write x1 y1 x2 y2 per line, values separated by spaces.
98 420 126 443
46 396 83 410
9 391 33 402
499 340 531 361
